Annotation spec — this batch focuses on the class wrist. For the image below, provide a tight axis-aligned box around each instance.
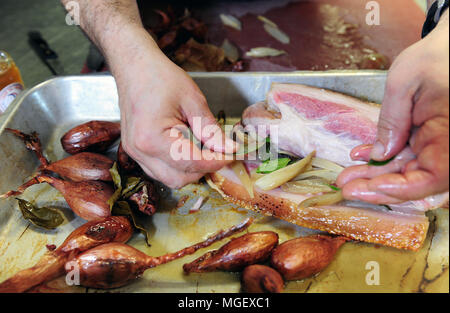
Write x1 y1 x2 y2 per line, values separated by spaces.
103 25 167 77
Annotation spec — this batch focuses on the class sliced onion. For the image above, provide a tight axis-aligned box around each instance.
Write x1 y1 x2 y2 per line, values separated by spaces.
246 47 286 58
221 39 239 63
250 169 266 181
231 161 254 198
263 24 290 44
231 124 266 156
257 15 277 28
294 169 339 182
254 151 315 191
298 191 344 209
281 179 333 194
189 196 205 213
220 14 242 31
311 157 344 173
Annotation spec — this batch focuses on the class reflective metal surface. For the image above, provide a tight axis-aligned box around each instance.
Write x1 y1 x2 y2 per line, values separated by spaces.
0 72 447 293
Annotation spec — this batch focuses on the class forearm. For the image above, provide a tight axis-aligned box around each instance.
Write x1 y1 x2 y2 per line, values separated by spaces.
61 0 141 46
60 0 163 73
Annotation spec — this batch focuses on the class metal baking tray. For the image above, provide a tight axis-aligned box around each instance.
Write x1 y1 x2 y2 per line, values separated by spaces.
0 72 448 293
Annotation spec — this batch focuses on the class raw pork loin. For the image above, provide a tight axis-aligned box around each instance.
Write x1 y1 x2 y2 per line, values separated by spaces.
243 83 380 167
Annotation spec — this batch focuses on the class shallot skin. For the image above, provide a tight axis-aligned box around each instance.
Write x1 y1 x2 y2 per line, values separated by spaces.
74 243 151 289
241 265 284 293
58 216 133 254
183 231 279 273
36 174 114 221
0 216 132 293
61 121 121 155
129 181 159 216
270 235 349 281
45 152 113 182
117 142 138 173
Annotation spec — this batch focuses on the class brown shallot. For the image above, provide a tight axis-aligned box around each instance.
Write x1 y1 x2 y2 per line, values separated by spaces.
1 174 114 221
241 264 284 293
60 120 121 155
68 218 253 289
117 142 138 173
0 216 132 293
5 128 114 182
183 231 279 273
270 235 349 280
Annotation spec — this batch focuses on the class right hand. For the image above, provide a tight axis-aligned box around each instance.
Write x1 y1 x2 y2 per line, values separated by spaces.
337 12 449 203
109 28 236 189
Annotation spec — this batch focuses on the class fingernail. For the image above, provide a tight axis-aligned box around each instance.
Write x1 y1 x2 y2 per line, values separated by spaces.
370 141 385 160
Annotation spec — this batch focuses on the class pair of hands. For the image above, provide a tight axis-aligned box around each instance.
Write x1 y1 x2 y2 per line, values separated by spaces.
113 15 448 203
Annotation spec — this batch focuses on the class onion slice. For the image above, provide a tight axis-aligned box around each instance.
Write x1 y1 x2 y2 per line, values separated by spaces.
246 47 286 58
231 161 254 198
311 158 344 173
263 24 290 44
294 169 339 183
254 151 315 191
221 39 239 63
298 191 344 209
281 179 333 194
220 14 242 31
257 15 277 28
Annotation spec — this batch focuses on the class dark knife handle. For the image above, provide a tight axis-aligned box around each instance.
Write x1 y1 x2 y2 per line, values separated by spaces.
28 31 60 74
28 31 59 59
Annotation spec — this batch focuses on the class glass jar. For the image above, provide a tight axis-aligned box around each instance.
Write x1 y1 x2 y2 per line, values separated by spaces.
0 51 24 115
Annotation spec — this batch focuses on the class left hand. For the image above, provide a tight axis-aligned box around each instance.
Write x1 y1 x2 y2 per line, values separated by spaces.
337 11 449 204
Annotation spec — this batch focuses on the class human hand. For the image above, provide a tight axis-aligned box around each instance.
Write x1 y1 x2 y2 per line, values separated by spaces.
109 28 236 189
337 12 449 204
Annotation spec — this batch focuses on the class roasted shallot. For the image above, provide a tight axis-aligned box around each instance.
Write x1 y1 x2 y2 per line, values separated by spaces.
0 216 132 293
68 218 253 289
183 231 278 273
60 121 121 155
241 264 284 293
270 235 348 280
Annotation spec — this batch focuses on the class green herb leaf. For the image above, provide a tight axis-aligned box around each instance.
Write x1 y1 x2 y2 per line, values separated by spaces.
368 156 395 166
121 176 144 199
16 198 64 230
107 162 123 210
256 158 291 174
112 201 151 246
327 184 341 191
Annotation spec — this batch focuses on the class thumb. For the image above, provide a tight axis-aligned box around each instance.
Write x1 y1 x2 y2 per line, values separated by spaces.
371 75 415 161
184 98 238 155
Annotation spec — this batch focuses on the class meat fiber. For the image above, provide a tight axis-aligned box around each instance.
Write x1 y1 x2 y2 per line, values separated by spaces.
243 83 380 167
